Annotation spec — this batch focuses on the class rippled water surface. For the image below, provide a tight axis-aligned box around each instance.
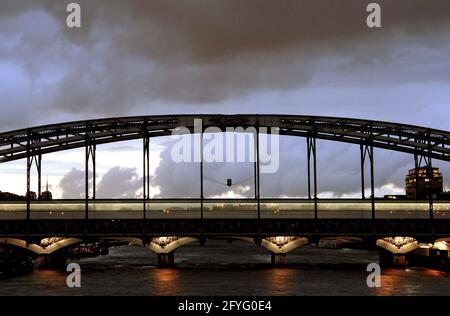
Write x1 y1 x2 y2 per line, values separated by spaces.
1 240 449 296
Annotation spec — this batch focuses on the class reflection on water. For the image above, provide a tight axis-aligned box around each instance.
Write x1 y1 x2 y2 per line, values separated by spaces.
35 269 64 282
0 241 449 296
374 268 447 296
149 269 181 296
423 269 447 278
264 268 297 296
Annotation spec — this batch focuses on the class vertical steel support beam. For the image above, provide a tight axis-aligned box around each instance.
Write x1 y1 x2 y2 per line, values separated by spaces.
360 143 365 199
414 152 419 199
92 144 96 200
200 127 204 220
313 137 318 221
143 137 147 220
143 135 150 223
85 142 89 222
370 144 375 221
146 140 150 200
26 131 31 222
307 137 318 219
361 143 375 221
84 143 96 220
254 132 257 200
84 125 96 224
143 136 146 222
37 154 42 199
25 132 42 220
307 137 311 200
427 133 434 221
255 128 261 220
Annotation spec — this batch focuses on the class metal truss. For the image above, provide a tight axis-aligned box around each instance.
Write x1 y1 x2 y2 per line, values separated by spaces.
1 114 449 239
0 115 448 163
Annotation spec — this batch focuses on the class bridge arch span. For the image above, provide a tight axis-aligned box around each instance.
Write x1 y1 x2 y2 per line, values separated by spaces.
433 238 450 250
0 237 82 255
0 114 448 163
40 238 83 255
0 238 42 255
434 237 450 243
147 237 198 254
376 237 419 254
260 237 309 254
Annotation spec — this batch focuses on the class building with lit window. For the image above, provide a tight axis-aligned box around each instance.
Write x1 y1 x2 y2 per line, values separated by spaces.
405 167 443 199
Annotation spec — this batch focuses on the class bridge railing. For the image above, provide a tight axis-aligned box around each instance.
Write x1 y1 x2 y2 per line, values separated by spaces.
0 199 449 220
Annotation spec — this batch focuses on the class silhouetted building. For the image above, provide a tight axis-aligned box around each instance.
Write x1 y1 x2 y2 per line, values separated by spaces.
25 191 37 201
405 167 443 199
40 190 52 201
39 180 53 200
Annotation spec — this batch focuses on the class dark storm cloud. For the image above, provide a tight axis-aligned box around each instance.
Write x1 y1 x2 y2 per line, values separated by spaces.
39 0 450 61
1 0 450 120
1 1 449 197
45 0 450 106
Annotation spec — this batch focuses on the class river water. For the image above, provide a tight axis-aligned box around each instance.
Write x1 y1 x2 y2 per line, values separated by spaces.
0 240 449 296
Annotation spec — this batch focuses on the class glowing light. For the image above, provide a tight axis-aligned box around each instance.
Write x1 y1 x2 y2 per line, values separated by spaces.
434 241 449 250
40 237 65 248
265 236 296 248
152 236 179 248
382 236 416 249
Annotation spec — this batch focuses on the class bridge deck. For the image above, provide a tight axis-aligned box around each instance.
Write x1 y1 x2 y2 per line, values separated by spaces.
0 199 448 220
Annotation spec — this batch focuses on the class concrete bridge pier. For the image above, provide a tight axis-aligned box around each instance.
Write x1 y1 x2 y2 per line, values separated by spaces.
271 252 287 266
379 250 407 268
156 252 175 267
393 254 407 267
376 237 419 268
35 252 68 269
148 237 198 268
261 237 309 266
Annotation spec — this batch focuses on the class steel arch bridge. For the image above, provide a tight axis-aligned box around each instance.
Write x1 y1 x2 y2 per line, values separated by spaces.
0 115 449 266
0 114 449 214
1 114 449 162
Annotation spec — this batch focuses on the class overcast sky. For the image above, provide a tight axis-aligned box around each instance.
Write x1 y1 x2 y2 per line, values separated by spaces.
0 0 449 198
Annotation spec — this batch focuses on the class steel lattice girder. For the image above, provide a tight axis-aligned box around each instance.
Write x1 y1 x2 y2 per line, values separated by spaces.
0 114 449 163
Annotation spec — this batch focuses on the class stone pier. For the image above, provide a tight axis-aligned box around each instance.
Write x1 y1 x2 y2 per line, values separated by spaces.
379 251 407 268
156 252 175 267
376 237 419 268
271 252 287 266
34 253 68 268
